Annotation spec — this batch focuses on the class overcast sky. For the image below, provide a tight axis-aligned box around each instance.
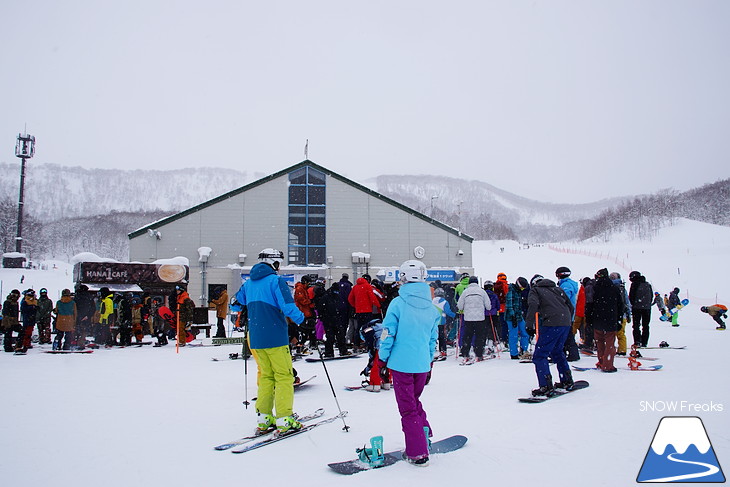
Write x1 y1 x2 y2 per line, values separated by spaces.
1 1 728 203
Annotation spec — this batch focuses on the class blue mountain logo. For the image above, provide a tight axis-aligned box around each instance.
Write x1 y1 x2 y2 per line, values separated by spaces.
637 416 725 483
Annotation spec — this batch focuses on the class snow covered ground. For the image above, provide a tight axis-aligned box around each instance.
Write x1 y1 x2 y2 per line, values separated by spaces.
1 218 728 486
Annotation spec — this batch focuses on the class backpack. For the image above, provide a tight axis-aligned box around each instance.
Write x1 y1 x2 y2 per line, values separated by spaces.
715 304 728 312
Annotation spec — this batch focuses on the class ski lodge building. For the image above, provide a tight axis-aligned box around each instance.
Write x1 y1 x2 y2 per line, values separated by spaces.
128 160 473 303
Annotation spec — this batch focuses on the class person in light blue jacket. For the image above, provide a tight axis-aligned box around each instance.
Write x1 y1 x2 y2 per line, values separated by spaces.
378 260 440 467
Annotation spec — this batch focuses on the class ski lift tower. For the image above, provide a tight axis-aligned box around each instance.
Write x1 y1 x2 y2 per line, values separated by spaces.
14 131 35 253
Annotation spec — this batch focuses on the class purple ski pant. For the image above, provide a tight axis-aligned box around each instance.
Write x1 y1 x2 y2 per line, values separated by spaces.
391 370 431 460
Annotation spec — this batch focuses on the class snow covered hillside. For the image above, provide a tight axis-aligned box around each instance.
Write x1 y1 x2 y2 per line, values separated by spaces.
0 219 727 487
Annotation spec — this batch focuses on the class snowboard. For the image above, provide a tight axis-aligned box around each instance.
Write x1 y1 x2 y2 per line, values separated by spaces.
580 350 658 361
45 349 94 354
294 375 316 388
641 345 686 350
248 376 317 401
572 364 663 372
343 383 391 391
660 298 689 321
305 353 363 363
159 306 195 343
328 435 468 475
518 380 589 403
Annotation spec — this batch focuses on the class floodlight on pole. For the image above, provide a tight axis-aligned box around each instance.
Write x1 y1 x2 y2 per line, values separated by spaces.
14 131 35 253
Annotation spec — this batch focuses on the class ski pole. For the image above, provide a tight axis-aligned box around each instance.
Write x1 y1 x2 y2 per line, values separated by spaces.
315 343 350 432
242 319 250 409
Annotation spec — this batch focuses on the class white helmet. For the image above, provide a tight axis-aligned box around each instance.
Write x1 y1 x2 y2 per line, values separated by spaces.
399 260 427 283
258 248 284 268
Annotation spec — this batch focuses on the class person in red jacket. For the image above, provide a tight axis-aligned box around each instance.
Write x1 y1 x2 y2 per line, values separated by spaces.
348 274 381 351
494 272 509 346
572 283 587 345
294 276 316 350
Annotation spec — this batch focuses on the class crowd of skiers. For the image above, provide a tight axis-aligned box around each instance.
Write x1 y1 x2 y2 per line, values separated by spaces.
0 284 230 353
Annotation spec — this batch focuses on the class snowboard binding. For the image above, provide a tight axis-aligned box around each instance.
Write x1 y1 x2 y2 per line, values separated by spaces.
356 436 385 468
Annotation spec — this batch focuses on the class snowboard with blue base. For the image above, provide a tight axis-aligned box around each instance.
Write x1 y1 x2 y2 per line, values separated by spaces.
660 298 689 321
518 380 590 403
572 364 663 372
328 435 468 475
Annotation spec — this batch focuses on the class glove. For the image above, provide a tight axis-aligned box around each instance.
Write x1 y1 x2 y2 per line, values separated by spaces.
379 365 390 382
525 324 535 335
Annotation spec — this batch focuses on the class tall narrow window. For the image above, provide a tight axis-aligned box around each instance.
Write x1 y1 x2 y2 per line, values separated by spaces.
288 167 326 265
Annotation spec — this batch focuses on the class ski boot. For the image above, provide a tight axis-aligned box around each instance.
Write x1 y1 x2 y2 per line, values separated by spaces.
256 413 276 435
276 415 303 434
356 435 385 468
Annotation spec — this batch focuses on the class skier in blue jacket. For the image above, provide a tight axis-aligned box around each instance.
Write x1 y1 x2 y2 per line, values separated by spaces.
378 260 440 466
556 266 580 361
234 248 304 434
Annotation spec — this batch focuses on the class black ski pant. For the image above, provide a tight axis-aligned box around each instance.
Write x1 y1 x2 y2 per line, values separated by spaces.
437 324 447 353
632 308 651 347
353 313 372 348
215 317 226 338
460 320 487 359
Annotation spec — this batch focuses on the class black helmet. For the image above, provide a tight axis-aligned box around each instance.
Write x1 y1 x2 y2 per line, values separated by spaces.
530 274 544 287
700 306 708 313
516 277 529 289
628 271 641 281
555 266 571 279
468 276 479 284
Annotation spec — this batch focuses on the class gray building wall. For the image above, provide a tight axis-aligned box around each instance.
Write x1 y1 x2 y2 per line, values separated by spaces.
129 163 472 304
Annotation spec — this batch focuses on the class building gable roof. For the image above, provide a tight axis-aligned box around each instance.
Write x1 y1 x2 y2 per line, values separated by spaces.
128 160 473 242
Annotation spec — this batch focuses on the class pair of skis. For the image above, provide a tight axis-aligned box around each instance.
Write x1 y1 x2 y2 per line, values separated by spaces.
213 409 347 453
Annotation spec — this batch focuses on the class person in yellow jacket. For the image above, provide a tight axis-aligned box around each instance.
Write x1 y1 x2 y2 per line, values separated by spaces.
98 287 115 347
209 288 229 338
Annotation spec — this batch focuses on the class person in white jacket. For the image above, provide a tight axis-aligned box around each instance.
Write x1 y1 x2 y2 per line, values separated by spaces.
456 276 492 364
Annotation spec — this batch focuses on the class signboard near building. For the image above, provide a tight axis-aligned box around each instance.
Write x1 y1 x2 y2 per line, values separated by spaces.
73 262 189 294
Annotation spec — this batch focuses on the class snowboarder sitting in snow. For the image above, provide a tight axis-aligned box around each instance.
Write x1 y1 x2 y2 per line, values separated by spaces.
701 305 727 330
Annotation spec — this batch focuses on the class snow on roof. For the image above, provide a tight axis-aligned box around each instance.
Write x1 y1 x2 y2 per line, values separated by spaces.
151 256 190 266
70 252 119 264
2 252 27 258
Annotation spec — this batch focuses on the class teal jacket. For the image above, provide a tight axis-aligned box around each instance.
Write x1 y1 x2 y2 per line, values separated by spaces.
378 282 440 373
234 263 304 349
